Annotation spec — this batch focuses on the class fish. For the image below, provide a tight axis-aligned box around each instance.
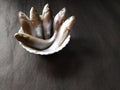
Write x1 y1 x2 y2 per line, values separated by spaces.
18 11 35 36
53 7 66 31
42 4 53 39
14 31 57 50
30 7 43 38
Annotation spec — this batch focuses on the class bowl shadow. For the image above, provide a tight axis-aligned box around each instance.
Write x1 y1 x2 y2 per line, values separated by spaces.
35 37 101 79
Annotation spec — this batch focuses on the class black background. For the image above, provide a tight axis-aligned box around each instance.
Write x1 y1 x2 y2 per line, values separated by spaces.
0 0 120 90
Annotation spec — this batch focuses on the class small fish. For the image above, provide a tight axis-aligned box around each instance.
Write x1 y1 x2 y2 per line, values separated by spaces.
30 7 43 38
18 11 34 35
14 32 57 50
58 16 76 46
53 8 66 31
42 4 53 39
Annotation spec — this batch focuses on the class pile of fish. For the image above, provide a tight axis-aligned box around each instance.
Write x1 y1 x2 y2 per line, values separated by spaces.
14 4 75 50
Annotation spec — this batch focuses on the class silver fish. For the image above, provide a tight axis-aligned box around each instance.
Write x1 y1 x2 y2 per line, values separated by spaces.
42 3 53 39
30 7 43 38
53 8 66 31
14 32 57 50
18 11 35 35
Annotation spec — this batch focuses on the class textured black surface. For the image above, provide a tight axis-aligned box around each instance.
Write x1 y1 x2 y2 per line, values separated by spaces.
0 0 120 90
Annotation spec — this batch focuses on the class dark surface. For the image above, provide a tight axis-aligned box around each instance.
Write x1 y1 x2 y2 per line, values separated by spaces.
0 0 120 90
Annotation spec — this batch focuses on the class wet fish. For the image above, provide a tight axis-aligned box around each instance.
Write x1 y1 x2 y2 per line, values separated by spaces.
30 7 43 38
53 8 66 31
18 11 34 35
42 4 53 39
14 32 57 50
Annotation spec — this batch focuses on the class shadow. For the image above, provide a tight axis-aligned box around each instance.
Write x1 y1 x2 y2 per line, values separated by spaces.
35 37 102 79
42 46 80 79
